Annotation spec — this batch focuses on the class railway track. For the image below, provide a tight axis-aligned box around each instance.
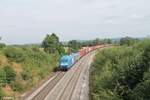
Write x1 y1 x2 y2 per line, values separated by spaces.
23 53 88 100
44 52 93 100
24 50 96 100
58 55 90 100
23 72 66 100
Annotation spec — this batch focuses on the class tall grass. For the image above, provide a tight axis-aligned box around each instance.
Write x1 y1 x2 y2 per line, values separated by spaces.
0 45 59 97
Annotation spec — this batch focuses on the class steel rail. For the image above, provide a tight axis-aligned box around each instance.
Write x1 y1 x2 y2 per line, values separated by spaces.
24 72 65 100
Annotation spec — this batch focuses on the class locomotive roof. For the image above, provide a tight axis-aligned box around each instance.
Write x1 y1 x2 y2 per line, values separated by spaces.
61 55 73 60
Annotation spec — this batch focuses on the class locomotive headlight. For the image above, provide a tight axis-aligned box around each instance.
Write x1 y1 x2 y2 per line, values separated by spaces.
61 63 68 66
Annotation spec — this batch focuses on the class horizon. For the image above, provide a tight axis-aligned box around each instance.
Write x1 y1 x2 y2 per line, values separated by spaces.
0 35 147 45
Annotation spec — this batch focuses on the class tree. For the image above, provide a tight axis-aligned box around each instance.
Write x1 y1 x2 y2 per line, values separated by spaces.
68 40 81 52
42 33 65 54
92 38 101 46
57 43 65 55
106 39 112 44
120 37 138 46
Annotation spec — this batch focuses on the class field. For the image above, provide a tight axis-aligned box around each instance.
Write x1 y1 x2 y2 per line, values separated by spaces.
0 45 60 98
90 39 150 100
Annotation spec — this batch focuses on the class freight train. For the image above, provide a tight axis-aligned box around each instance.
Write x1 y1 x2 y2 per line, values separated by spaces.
59 45 105 71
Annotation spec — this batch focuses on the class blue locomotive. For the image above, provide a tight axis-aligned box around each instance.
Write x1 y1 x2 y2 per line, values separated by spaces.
59 55 74 70
59 45 103 71
59 53 80 70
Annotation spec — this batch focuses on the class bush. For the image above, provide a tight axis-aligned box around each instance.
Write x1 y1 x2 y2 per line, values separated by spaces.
3 65 16 84
0 87 4 100
5 47 25 62
0 45 60 95
21 69 32 80
90 39 150 100
131 80 150 100
120 37 138 46
0 43 6 49
12 81 23 92
0 69 6 86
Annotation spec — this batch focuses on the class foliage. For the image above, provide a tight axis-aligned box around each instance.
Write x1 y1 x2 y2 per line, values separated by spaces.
131 79 150 100
90 39 150 100
0 37 6 49
3 65 16 84
0 44 60 97
42 33 65 54
0 35 64 97
68 40 81 52
57 43 65 55
5 47 25 62
120 37 138 46
0 43 6 49
67 38 112 53
0 87 4 100
21 69 32 80
12 81 23 92
0 69 6 86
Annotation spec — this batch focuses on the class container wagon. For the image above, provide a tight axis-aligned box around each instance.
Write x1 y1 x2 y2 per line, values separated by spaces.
59 45 103 71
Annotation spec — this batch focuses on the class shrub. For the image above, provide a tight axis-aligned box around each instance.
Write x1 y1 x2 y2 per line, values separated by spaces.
3 65 16 84
120 37 138 46
90 39 150 100
0 87 4 100
0 69 6 86
0 45 59 95
131 80 150 100
0 43 6 49
5 47 25 62
12 81 23 92
21 69 32 80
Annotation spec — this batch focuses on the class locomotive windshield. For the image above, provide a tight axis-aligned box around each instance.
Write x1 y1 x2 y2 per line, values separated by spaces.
61 58 68 63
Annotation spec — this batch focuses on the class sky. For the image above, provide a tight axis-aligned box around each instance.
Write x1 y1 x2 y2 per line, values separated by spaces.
0 0 150 44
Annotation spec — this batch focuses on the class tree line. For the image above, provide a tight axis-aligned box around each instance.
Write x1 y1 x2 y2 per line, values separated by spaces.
41 33 114 54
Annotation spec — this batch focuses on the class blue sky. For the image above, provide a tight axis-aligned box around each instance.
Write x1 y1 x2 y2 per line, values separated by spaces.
0 0 150 44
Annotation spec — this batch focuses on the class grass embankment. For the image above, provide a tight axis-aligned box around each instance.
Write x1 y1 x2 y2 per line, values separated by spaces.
90 39 150 100
0 46 59 99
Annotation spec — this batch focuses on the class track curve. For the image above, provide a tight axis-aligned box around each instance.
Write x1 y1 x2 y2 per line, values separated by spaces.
23 48 101 100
